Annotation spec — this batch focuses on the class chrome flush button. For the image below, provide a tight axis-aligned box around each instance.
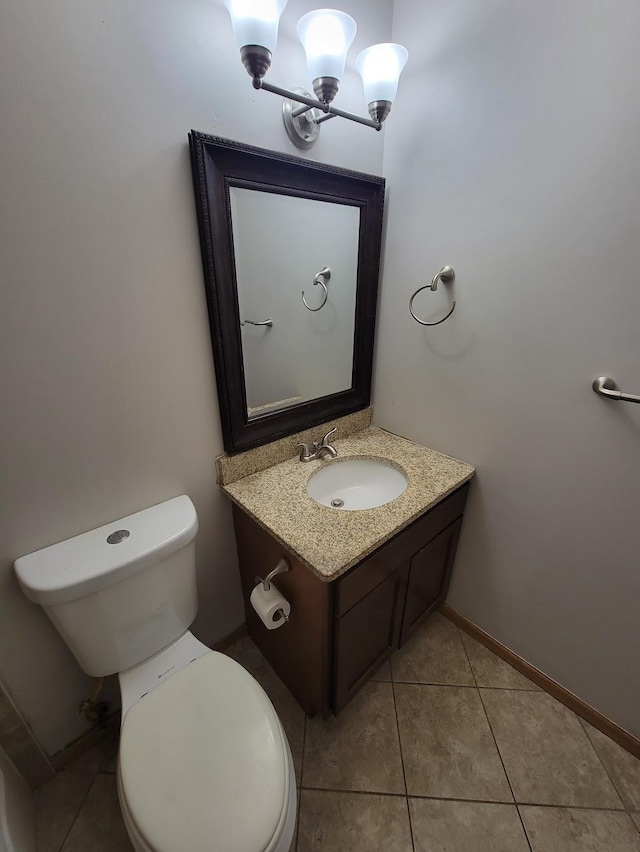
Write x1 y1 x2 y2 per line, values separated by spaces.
107 529 130 544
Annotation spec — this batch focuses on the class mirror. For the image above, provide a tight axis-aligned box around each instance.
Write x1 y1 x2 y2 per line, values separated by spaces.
189 133 385 454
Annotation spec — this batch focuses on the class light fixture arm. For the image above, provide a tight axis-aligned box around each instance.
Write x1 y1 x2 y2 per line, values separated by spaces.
255 78 382 131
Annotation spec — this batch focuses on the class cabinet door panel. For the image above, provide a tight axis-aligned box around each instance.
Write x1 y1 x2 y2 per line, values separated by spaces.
400 517 462 646
336 484 469 617
333 565 408 713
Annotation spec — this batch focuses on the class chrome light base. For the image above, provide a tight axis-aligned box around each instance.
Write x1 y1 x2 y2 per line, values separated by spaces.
283 88 322 149
312 76 339 105
367 99 392 124
240 45 272 80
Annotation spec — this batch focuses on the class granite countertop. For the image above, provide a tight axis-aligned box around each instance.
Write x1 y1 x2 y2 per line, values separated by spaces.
221 426 475 582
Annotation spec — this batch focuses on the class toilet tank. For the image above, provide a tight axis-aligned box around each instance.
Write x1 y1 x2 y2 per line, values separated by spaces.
14 496 199 677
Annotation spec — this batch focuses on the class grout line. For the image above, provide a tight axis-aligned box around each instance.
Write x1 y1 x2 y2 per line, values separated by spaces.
391 680 539 690
575 714 629 812
390 680 415 851
299 786 410 800
296 786 632 814
476 692 533 850
460 631 534 852
296 714 307 852
457 621 478 689
516 804 535 849
390 682 408 798
403 795 414 852
56 770 100 852
407 794 628 813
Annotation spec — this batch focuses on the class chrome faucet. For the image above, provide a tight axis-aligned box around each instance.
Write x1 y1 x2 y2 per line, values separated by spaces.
295 427 338 462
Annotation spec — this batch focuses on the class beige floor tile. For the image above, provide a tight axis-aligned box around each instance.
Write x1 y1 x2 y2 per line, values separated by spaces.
229 637 306 780
392 613 474 685
581 721 640 811
370 659 392 681
61 774 133 852
520 805 640 852
34 745 105 852
410 798 530 852
459 632 539 690
481 689 623 808
303 681 404 794
630 813 640 833
394 684 512 801
297 789 412 851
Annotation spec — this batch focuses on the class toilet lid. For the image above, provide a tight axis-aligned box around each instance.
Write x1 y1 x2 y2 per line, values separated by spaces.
119 652 290 852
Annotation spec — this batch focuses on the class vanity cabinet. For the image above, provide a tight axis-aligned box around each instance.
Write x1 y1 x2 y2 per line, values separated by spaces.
232 482 469 717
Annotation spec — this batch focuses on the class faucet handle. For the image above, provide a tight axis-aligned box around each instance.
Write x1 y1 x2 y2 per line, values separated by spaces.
295 442 313 462
320 427 337 446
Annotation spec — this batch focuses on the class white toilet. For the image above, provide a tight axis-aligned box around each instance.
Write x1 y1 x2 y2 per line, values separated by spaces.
14 495 296 852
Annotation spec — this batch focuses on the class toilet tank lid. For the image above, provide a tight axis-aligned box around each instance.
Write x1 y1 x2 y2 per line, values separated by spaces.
14 496 198 606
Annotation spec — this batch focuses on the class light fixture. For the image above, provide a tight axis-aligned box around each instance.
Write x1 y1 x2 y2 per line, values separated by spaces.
356 43 409 125
224 1 408 149
296 10 357 105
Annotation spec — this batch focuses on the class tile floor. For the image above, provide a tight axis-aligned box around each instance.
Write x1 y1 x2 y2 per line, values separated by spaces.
34 612 640 851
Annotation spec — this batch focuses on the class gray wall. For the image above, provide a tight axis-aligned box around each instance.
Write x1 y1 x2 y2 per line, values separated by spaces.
376 0 640 736
0 0 391 755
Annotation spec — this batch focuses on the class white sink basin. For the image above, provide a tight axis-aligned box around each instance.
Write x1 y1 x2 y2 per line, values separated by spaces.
307 458 408 510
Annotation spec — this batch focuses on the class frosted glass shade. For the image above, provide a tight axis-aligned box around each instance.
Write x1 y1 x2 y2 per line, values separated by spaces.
224 0 288 53
356 43 408 105
297 9 357 83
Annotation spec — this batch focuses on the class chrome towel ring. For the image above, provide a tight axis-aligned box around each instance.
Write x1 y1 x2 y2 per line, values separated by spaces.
302 266 331 312
409 265 456 326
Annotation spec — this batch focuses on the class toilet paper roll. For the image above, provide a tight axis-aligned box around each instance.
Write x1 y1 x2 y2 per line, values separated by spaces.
250 583 291 631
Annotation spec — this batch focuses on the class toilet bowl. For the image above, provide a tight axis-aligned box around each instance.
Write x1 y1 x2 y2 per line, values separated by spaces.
116 632 296 852
14 496 296 852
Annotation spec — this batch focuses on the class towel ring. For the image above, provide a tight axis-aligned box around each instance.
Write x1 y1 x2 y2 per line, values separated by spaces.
302 266 331 312
409 265 456 326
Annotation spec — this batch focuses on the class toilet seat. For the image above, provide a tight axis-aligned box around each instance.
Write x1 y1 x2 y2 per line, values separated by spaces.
118 651 294 852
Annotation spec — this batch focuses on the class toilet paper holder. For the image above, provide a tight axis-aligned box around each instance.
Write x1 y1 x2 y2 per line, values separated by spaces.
254 558 291 623
255 557 290 592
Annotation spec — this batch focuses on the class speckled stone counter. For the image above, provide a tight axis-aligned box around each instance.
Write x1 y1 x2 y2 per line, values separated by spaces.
221 426 475 581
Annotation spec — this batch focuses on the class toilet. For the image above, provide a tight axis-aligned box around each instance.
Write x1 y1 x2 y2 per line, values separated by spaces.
14 496 296 852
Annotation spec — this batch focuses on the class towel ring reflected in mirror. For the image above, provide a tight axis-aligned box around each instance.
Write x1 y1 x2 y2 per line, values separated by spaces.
409 265 456 326
302 266 331 312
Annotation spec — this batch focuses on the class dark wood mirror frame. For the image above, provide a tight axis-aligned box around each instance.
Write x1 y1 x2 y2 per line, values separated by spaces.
188 132 385 454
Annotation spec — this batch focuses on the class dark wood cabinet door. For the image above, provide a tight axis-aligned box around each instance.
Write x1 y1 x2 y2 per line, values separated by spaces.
400 517 463 646
333 564 408 713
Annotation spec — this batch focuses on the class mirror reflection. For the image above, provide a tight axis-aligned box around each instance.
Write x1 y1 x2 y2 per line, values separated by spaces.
230 188 359 419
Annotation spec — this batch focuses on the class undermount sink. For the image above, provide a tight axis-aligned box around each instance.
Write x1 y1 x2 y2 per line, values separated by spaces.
306 458 408 510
